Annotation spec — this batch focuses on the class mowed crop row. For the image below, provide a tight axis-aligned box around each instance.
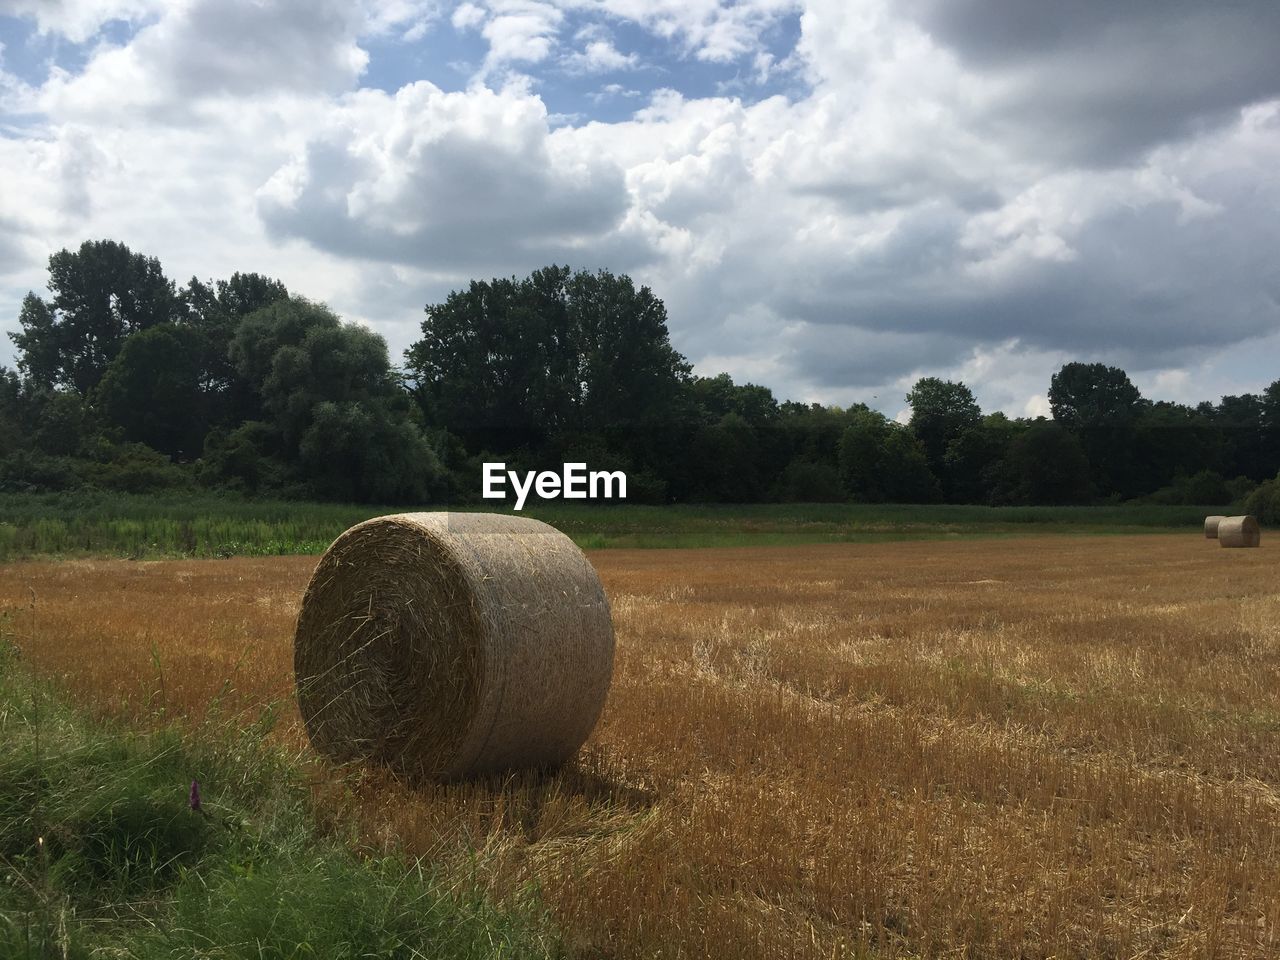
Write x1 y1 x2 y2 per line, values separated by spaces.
1 536 1277 958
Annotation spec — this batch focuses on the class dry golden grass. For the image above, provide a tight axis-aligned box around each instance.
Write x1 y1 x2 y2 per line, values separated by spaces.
2 535 1278 959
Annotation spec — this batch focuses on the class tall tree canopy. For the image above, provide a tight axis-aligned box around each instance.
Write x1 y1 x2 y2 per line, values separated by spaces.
10 240 179 395
206 297 443 502
0 366 23 454
1211 394 1268 481
181 271 290 418
406 266 691 455
943 413 1018 504
1048 363 1143 426
95 324 207 459
994 421 1092 505
5 241 1278 506
906 376 981 497
1048 362 1145 497
838 407 940 503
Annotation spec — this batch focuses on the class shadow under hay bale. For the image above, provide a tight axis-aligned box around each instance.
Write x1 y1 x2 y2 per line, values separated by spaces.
294 513 615 781
443 761 659 818
1218 515 1260 548
1204 515 1225 539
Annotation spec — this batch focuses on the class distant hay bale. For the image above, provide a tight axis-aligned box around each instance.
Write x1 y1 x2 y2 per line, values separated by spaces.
293 512 615 781
1204 515 1225 538
1218 515 1261 549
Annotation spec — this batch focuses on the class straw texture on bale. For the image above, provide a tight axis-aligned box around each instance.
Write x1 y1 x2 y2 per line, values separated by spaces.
1218 515 1260 548
294 512 614 780
1204 515 1225 539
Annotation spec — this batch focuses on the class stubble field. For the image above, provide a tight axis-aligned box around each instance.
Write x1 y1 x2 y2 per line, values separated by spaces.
1 535 1277 959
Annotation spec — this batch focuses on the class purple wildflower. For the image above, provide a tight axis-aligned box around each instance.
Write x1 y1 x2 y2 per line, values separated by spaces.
189 779 202 813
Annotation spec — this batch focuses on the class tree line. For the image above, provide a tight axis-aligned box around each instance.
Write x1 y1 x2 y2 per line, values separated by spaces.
3 240 1279 519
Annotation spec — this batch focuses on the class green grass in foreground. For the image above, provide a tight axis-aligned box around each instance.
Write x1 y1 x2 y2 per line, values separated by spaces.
0 642 559 959
0 491 1227 560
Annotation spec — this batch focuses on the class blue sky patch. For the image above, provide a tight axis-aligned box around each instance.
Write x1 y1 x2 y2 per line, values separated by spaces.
357 8 808 124
0 15 141 86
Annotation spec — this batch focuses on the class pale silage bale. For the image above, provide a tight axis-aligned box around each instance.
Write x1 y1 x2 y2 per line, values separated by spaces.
1204 515 1225 539
293 512 614 780
1218 515 1261 548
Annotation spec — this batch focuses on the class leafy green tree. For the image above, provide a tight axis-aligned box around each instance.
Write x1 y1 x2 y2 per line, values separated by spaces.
943 413 1019 504
1048 362 1143 497
216 297 443 502
776 402 851 470
0 450 79 493
0 369 107 491
837 407 940 502
1132 402 1221 496
687 412 763 502
10 240 179 394
11 296 59 389
199 422 286 495
186 271 290 323
406 266 690 471
407 274 543 450
33 391 98 458
1262 380 1280 480
181 272 290 424
992 421 1091 505
689 374 779 425
233 302 391 446
687 374 788 491
835 408 884 501
906 377 981 493
1048 363 1143 426
77 442 192 493
297 400 444 504
775 459 845 502
1209 394 1268 481
95 325 207 459
1243 471 1280 524
0 366 23 454
878 427 943 503
1146 469 1230 506
563 268 691 441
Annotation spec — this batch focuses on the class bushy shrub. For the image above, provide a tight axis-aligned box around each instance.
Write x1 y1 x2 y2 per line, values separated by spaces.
198 422 288 495
624 470 669 504
1146 470 1230 505
1243 475 1280 525
297 400 443 504
1226 475 1257 505
34 392 97 458
78 443 193 494
0 451 80 493
776 460 845 503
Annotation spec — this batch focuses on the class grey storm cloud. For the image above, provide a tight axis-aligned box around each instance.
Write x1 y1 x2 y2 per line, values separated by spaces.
774 195 1280 369
783 327 970 391
902 0 1280 164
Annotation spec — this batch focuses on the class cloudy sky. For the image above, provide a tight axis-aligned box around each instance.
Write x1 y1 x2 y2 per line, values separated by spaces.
1 0 1278 419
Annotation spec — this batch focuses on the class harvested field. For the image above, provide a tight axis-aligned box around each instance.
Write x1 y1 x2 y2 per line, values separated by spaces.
2 535 1278 958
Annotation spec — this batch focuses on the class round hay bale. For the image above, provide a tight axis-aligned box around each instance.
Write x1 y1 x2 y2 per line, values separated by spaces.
1204 515 1225 538
1218 515 1261 548
293 512 614 780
